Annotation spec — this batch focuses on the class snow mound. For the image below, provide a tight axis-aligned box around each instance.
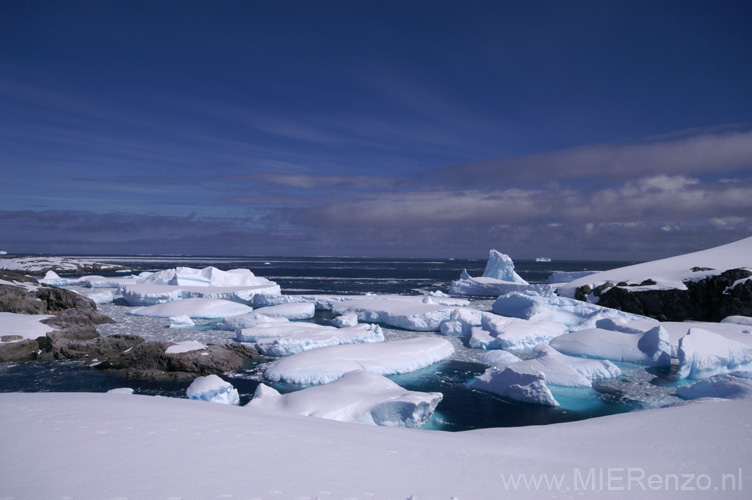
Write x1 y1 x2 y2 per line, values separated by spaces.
471 367 559 406
248 370 442 428
186 375 239 405
557 236 752 297
237 323 385 357
676 372 752 400
492 290 648 330
165 340 206 354
332 298 457 331
721 315 752 327
550 325 671 367
677 328 752 379
468 314 567 351
264 337 455 385
127 298 253 319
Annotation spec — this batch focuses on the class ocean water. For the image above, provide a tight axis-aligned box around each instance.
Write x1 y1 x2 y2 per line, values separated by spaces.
0 255 683 430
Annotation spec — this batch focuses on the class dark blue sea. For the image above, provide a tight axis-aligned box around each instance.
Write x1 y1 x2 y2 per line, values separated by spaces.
1 255 674 431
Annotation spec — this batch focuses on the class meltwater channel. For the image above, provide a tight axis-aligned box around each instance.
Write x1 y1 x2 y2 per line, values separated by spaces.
1 255 682 431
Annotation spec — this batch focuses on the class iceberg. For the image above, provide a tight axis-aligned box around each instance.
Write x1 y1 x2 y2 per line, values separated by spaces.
248 370 442 428
237 323 385 357
677 328 752 379
264 337 455 385
676 372 752 400
482 250 529 284
550 325 672 367
39 270 77 286
332 298 457 331
470 367 559 406
468 314 567 351
186 375 240 405
120 282 281 306
447 250 533 296
168 315 195 328
492 290 648 330
127 298 253 319
141 266 271 288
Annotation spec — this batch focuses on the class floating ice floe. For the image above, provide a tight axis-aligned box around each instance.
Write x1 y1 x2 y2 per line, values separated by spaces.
83 275 141 288
186 375 240 405
676 372 752 400
252 302 315 320
165 340 206 354
219 313 288 331
248 370 442 428
168 315 195 328
677 328 752 379
557 235 752 298
471 367 559 406
82 290 114 304
331 312 358 327
120 283 281 306
550 325 672 367
475 343 621 388
237 323 384 357
256 293 470 311
468 313 567 351
141 267 268 288
332 298 458 331
264 337 455 385
127 298 253 319
492 290 648 330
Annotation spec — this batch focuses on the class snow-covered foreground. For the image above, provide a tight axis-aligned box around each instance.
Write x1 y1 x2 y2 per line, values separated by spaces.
1 392 749 499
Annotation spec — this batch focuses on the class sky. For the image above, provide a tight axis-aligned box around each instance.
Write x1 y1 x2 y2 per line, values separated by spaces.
1 0 751 260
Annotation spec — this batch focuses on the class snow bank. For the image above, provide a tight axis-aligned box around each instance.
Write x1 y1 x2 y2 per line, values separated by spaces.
237 323 385 357
332 298 457 331
557 235 752 297
677 328 752 379
547 270 597 284
127 297 253 319
550 326 672 367
492 290 648 330
471 367 559 406
186 375 240 405
676 372 752 400
469 314 567 351
264 337 455 385
248 370 442 428
0 312 54 342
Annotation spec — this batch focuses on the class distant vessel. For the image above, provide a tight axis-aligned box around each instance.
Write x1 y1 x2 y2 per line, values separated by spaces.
535 257 551 262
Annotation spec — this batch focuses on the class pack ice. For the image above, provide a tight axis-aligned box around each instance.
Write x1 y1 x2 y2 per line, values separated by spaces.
248 370 442 428
186 375 240 405
236 323 384 357
264 337 455 385
677 328 752 379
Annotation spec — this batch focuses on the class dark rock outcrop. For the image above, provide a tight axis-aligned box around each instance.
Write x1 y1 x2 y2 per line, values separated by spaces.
0 271 99 314
581 268 752 322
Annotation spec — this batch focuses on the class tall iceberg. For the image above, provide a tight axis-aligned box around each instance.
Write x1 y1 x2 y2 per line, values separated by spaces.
482 250 529 285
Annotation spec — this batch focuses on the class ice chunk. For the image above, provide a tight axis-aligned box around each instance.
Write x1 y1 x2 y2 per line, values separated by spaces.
219 313 288 330
492 290 648 329
186 375 239 405
168 315 195 328
106 388 134 395
121 283 281 306
248 370 442 428
252 302 315 320
676 372 752 400
471 367 559 406
39 271 73 286
237 323 385 357
331 312 359 328
332 298 457 331
482 250 529 284
469 314 568 351
531 344 622 382
437 308 485 337
127 298 253 319
264 337 455 385
165 340 207 354
550 326 671 367
77 289 114 304
476 349 522 367
448 277 538 296
677 328 752 379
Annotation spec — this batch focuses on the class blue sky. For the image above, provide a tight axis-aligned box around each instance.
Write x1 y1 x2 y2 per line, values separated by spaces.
1 0 751 259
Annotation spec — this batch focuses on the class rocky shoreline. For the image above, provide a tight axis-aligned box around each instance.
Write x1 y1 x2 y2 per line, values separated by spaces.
573 268 752 322
0 270 259 379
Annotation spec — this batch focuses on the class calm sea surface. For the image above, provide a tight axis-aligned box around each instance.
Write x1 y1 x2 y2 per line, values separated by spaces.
1 255 675 431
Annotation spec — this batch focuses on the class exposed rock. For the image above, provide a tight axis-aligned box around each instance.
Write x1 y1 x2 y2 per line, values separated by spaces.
0 339 40 362
35 286 97 312
590 268 752 322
